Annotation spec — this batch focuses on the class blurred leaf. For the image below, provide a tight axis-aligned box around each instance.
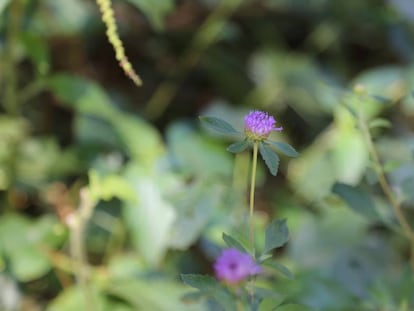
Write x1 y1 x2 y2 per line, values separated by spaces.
351 66 405 117
0 0 11 14
89 170 136 203
47 74 116 119
227 139 250 153
111 113 164 164
222 233 248 253
181 275 236 311
263 261 294 280
288 205 371 271
107 279 206 311
248 49 331 114
38 0 93 35
288 108 369 201
332 183 379 220
169 181 223 250
46 286 106 311
401 177 414 203
0 117 28 189
21 32 50 75
181 291 207 303
259 142 280 176
122 165 176 266
263 219 289 255
181 274 218 291
199 116 240 135
0 214 64 281
167 122 233 177
30 215 67 248
107 254 144 279
16 138 62 187
267 141 299 158
368 118 392 129
125 0 174 31
9 247 51 282
49 74 164 163
276 304 312 311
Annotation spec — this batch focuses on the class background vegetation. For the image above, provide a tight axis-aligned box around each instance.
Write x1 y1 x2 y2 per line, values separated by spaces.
1 0 414 310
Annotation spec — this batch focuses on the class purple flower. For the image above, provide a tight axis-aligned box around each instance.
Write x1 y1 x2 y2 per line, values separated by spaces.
214 248 261 284
244 110 283 140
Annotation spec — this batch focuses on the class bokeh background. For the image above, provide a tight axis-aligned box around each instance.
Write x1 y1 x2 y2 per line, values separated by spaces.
1 0 414 310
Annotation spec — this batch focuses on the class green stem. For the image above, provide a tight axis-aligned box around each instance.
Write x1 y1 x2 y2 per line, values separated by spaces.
249 141 259 250
357 110 414 270
69 188 97 311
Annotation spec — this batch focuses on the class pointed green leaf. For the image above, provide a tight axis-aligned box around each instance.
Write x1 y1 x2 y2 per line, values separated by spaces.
181 291 207 303
222 233 248 253
259 143 280 176
332 182 379 220
181 275 237 310
263 261 294 280
227 140 250 153
263 219 289 255
181 274 218 291
370 95 392 105
267 141 299 157
368 118 392 129
199 116 240 135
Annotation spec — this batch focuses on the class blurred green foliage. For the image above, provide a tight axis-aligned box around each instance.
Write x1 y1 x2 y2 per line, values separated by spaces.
1 0 414 310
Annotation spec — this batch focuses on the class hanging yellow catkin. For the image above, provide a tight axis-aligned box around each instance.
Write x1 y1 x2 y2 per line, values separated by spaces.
96 0 142 86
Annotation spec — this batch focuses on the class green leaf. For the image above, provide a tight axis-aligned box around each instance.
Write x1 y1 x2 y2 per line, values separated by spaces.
123 165 176 267
263 219 289 255
332 183 379 220
263 261 294 280
21 32 50 75
222 233 248 253
199 116 240 135
107 279 204 311
47 74 117 119
227 140 250 153
181 291 207 303
0 214 64 281
167 122 233 177
46 286 106 311
267 141 299 157
276 304 313 311
181 274 218 291
88 170 136 203
368 118 392 129
0 0 11 15
259 142 280 176
181 275 237 311
401 176 414 202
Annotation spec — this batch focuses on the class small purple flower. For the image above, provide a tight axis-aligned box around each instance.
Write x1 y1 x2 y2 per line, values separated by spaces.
214 248 261 284
244 110 283 140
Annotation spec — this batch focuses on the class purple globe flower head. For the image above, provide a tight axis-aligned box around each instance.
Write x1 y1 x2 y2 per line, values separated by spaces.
214 248 262 284
244 110 283 141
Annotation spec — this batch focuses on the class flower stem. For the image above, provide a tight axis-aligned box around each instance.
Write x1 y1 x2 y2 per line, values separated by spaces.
69 188 97 311
357 110 414 270
249 141 259 250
